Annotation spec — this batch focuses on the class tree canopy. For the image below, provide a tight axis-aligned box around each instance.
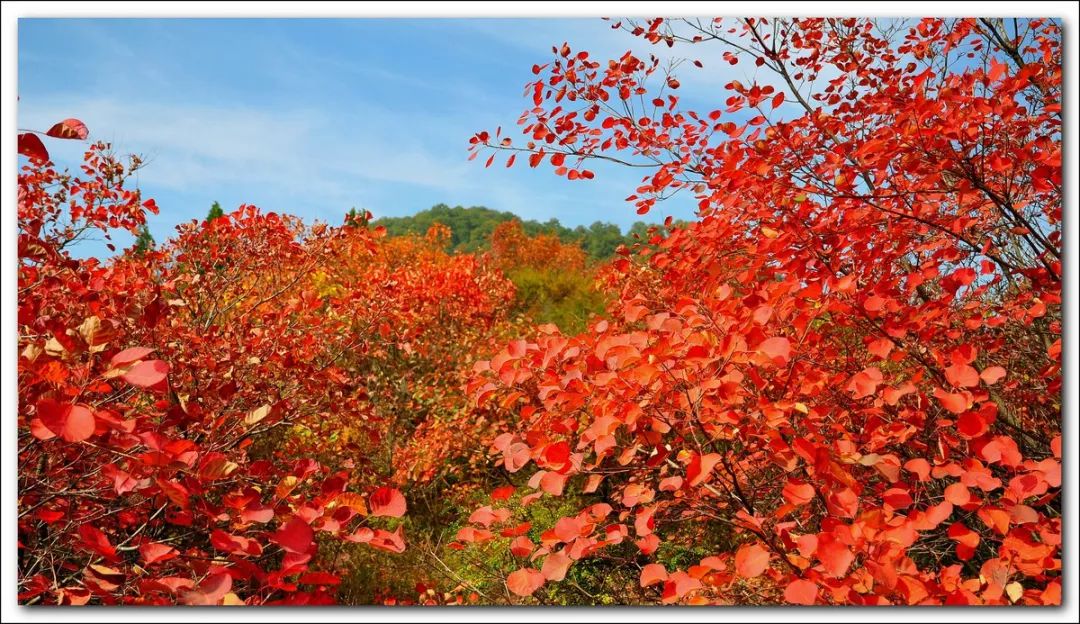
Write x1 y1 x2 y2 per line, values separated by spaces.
374 204 661 259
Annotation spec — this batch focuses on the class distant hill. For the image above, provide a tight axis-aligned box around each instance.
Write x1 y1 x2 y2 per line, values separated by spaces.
373 204 662 259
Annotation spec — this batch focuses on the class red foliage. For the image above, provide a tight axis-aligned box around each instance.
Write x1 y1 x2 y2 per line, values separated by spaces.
16 139 516 604
17 16 1062 608
464 17 1061 606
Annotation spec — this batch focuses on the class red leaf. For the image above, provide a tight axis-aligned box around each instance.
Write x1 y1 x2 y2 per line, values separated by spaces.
867 338 894 359
211 529 261 556
661 571 702 604
111 346 154 367
956 410 991 438
636 533 660 555
121 359 170 388
553 515 586 542
491 485 516 500
848 367 884 399
904 458 932 481
468 505 497 527
817 534 854 577
182 572 232 605
543 440 570 468
883 488 913 509
456 528 491 547
139 542 178 566
783 479 815 506
45 118 89 140
539 471 567 496
240 505 274 524
34 399 95 442
510 536 534 557
368 526 406 553
369 486 407 518
501 522 531 538
78 524 117 561
863 295 887 312
18 133 49 161
271 517 314 554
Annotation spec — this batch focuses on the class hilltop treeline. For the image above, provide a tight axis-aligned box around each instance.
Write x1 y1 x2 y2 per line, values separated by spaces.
373 204 665 259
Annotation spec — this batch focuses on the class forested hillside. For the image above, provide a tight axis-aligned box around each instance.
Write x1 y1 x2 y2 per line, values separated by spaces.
374 204 660 259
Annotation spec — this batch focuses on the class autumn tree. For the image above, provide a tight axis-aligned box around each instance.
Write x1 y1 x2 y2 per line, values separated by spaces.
18 131 416 606
460 17 1061 606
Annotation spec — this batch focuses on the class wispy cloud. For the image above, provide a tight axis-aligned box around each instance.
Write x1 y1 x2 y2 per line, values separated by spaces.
18 18 705 258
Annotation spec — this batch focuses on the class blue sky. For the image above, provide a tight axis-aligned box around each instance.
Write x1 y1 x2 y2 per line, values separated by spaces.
18 18 762 256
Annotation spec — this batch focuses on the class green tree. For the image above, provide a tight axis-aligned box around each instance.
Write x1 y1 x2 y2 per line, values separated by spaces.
133 224 154 255
206 201 225 222
374 205 665 259
344 207 369 228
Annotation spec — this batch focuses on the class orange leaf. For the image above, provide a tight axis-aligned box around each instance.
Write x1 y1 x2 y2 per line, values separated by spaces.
934 387 970 414
944 482 971 506
945 363 979 388
784 578 818 605
980 366 1006 385
686 452 722 487
758 336 792 365
541 551 571 581
734 543 770 578
640 563 668 587
506 567 545 597
782 479 815 506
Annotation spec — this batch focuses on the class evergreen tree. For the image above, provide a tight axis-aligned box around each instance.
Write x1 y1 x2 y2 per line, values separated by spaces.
345 207 369 228
133 224 154 255
206 201 225 222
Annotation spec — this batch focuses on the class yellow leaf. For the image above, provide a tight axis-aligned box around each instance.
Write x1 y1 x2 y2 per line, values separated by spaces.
858 453 882 466
335 492 368 516
78 316 101 345
45 337 66 357
201 456 239 480
79 317 111 353
245 404 272 426
1005 581 1023 603
794 402 809 414
761 226 779 239
275 475 299 500
21 343 43 363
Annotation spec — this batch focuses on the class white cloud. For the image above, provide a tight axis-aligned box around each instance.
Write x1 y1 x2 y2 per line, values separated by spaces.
19 95 475 208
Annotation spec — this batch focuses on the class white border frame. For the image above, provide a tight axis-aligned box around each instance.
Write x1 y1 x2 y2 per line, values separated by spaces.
3 2 1077 623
